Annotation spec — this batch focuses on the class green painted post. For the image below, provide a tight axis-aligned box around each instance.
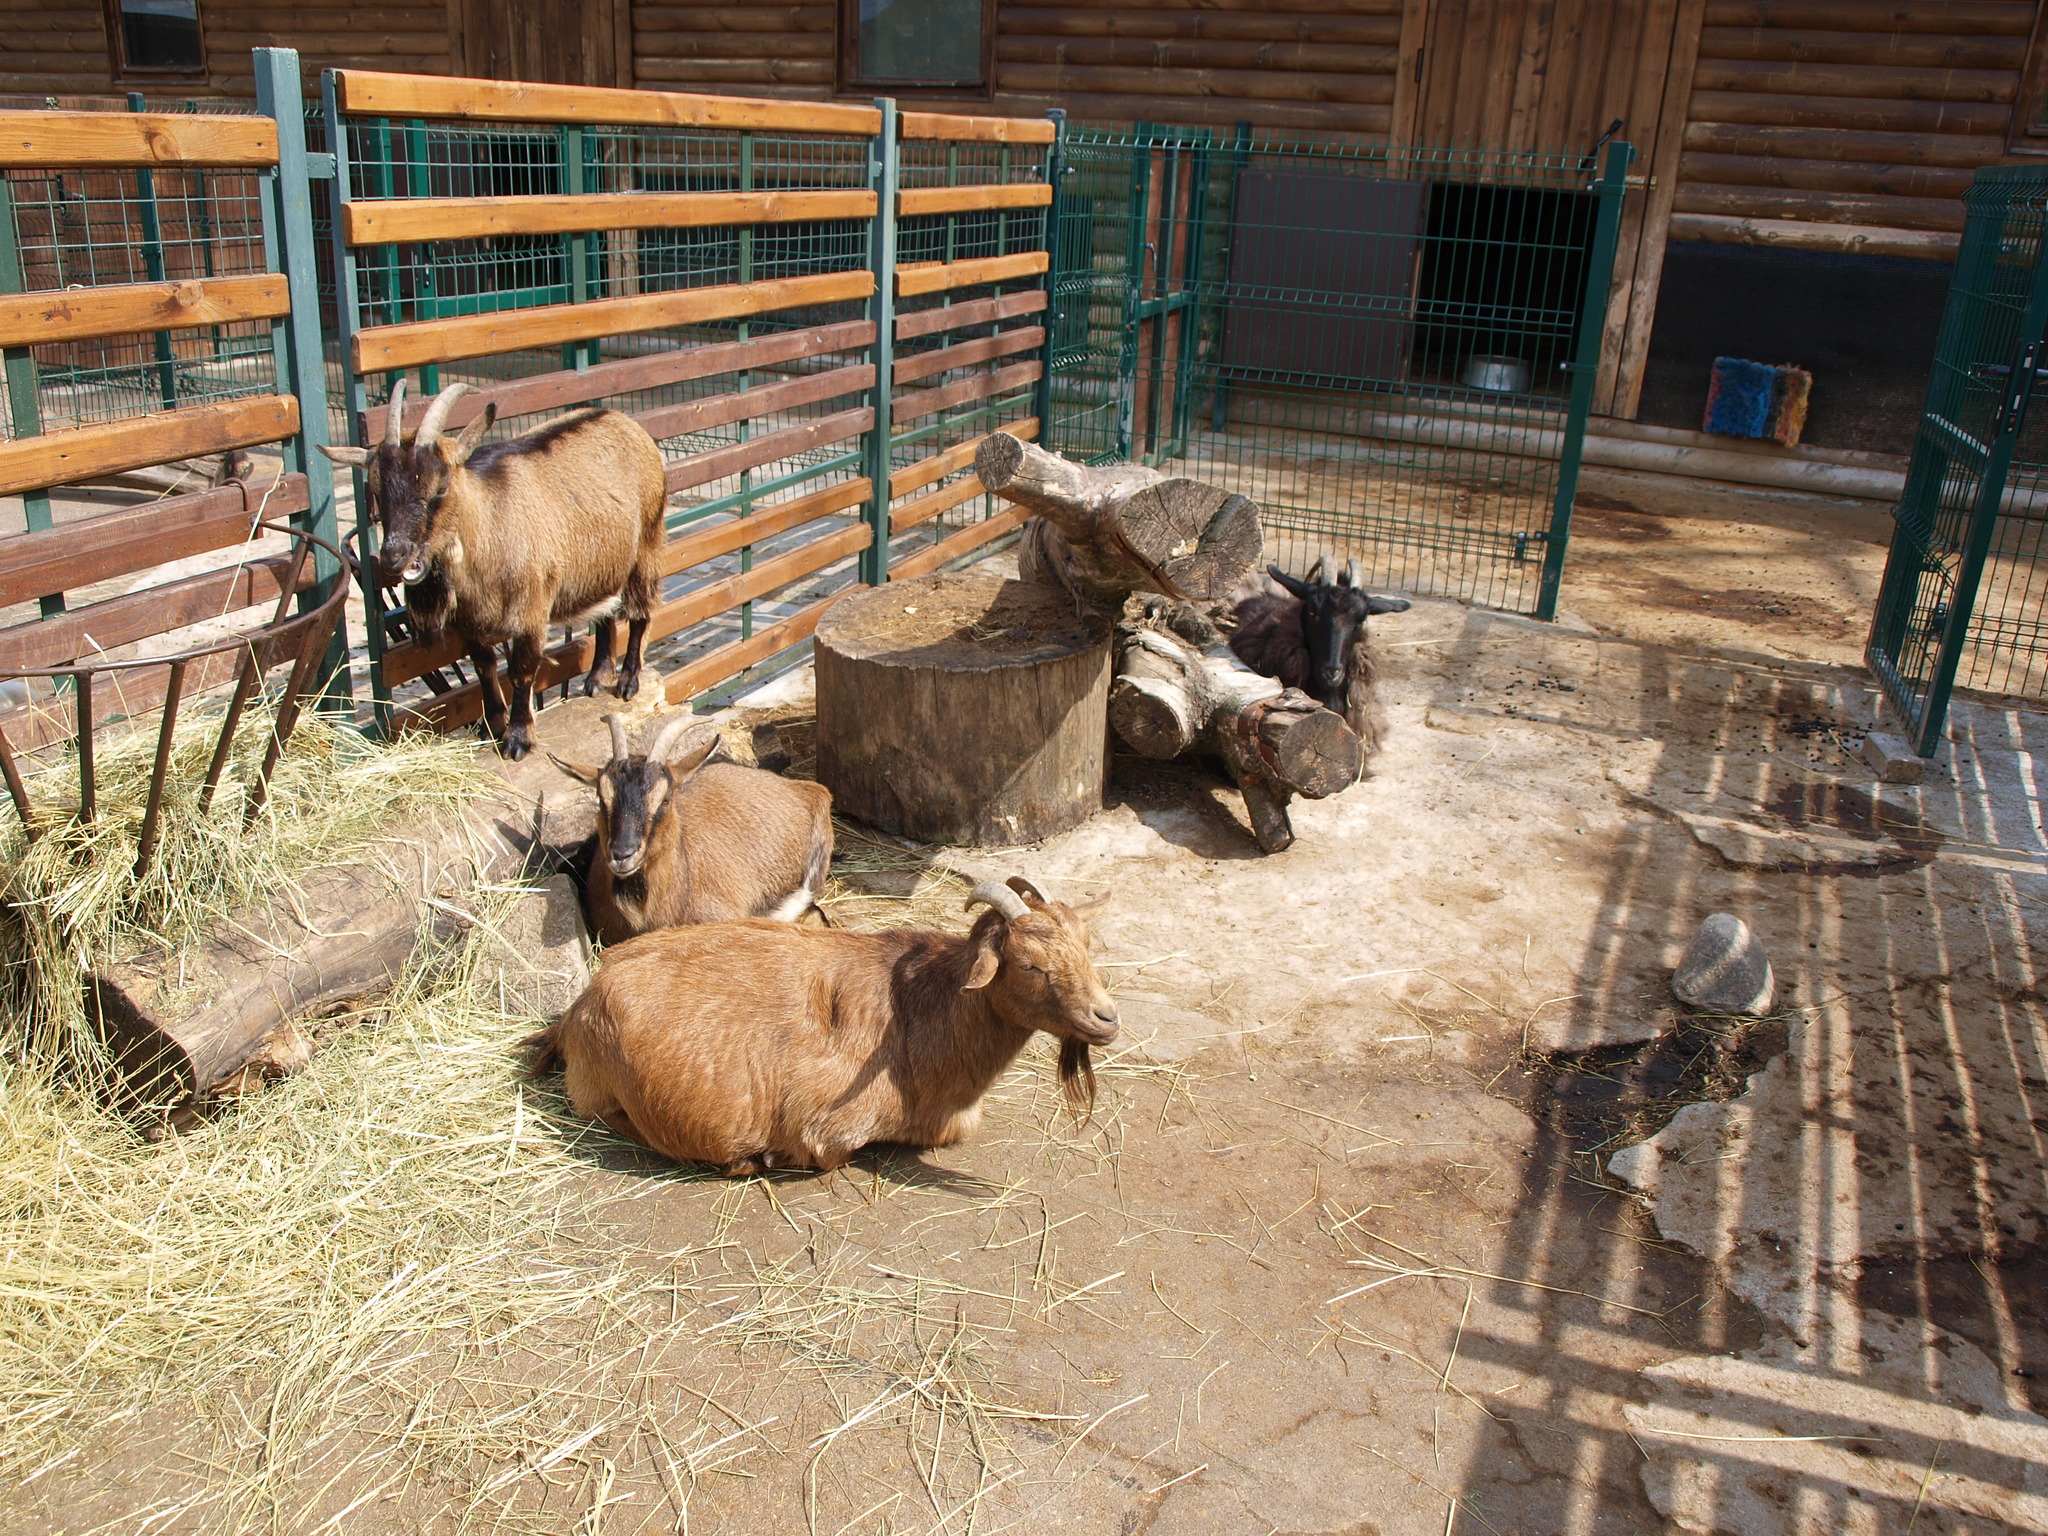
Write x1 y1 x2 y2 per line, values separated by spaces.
127 92 180 411
1033 109 1065 449
0 177 60 617
254 46 350 705
1117 126 1153 463
1535 139 1634 623
863 98 899 587
737 129 756 638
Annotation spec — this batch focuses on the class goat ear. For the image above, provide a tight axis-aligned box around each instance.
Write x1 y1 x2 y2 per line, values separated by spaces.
1269 564 1312 599
1067 894 1110 918
546 753 606 785
961 933 1002 991
320 444 370 468
665 736 721 783
447 402 496 463
1366 594 1412 616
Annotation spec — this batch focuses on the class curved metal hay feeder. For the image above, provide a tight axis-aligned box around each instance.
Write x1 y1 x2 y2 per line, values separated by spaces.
0 521 351 876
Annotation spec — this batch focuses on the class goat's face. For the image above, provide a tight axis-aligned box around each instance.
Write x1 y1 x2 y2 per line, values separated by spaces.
551 727 720 881
1270 561 1411 707
321 384 495 589
963 881 1119 1046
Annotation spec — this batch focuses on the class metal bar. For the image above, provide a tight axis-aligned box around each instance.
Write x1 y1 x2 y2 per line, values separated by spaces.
0 720 35 839
73 667 94 823
737 128 755 639
255 46 350 708
133 658 187 875
863 97 898 587
1117 125 1152 463
128 92 180 412
1033 109 1064 446
1535 139 1634 623
0 174 60 618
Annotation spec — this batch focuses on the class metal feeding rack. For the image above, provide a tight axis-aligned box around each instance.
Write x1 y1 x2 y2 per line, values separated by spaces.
0 522 350 876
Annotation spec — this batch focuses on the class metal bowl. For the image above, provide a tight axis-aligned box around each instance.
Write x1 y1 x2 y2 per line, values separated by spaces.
1461 354 1531 393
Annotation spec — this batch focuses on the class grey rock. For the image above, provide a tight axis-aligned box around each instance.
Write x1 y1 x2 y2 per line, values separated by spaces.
475 874 593 1021
1861 729 1926 784
1672 912 1774 1016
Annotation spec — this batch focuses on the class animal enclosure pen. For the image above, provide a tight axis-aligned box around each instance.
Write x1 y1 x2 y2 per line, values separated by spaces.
1043 125 1632 619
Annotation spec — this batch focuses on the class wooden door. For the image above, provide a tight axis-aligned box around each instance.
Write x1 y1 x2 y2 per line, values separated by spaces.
1396 0 1707 418
450 0 630 88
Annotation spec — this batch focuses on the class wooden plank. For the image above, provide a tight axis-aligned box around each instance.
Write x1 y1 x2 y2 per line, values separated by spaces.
660 589 849 705
899 183 1053 218
1008 90 1391 136
644 521 870 644
332 69 881 135
892 360 1041 425
352 269 875 373
1699 1 2036 34
1684 90 2012 135
363 320 875 439
998 62 1396 105
1680 121 2009 167
1679 151 1975 200
889 474 986 533
658 477 869 577
0 553 303 672
0 275 290 349
996 37 1399 72
895 287 1047 341
665 406 873 495
1672 183 1965 232
342 189 877 246
1690 59 2017 104
999 9 1404 43
886 503 1028 583
1697 26 2027 70
893 327 1044 386
637 363 874 442
0 397 300 499
888 419 1037 499
897 252 1049 298
1667 211 1961 258
634 6 836 31
900 111 1057 144
0 111 278 169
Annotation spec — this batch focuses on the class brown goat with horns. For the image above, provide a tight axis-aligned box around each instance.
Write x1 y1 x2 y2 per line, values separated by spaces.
549 712 835 946
527 877 1118 1174
323 380 667 759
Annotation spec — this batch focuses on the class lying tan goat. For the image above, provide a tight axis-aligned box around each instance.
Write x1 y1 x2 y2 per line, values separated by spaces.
527 878 1117 1174
550 712 834 946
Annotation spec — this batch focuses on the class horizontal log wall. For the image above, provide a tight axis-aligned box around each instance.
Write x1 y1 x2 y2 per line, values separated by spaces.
1674 0 2042 257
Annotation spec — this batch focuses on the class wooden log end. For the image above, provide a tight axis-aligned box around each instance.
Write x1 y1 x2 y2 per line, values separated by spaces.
975 428 1028 494
1108 674 1198 760
1254 699 1362 799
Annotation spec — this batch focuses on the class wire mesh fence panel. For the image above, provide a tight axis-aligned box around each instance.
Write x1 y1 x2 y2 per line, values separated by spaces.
1868 166 2048 752
1045 126 1630 617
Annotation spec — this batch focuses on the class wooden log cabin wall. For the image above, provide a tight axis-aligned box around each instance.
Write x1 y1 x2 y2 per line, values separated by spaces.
7 1 2048 448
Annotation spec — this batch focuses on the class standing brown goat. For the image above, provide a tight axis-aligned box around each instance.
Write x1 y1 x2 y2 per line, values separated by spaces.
549 712 834 946
323 380 667 759
526 877 1117 1174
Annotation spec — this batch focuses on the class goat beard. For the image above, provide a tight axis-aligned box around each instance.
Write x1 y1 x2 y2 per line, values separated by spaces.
402 567 455 646
1057 1038 1097 1122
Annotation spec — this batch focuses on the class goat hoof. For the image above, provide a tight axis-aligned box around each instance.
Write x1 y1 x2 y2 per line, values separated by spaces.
615 670 642 702
499 729 533 761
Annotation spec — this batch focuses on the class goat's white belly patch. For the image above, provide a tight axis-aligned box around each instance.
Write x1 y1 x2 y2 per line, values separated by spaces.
763 885 814 923
563 596 624 626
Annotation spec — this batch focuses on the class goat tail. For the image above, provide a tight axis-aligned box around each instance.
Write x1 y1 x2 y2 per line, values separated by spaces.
1057 1038 1097 1123
521 1023 564 1077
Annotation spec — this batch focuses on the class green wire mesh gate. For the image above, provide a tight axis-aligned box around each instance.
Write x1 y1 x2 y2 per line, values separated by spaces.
1868 165 2048 755
1043 126 1633 618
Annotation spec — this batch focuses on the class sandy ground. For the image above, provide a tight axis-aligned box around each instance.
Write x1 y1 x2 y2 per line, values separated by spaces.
10 472 2048 1534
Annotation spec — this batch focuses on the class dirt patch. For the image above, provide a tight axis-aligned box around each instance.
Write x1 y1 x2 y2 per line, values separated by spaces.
1860 1242 2048 1415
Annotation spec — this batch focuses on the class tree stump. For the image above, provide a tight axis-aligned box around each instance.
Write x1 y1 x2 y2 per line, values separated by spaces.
1109 601 1361 853
816 571 1112 845
976 432 1264 611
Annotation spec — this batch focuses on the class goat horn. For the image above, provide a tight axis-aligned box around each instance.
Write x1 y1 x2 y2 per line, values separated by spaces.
1344 559 1360 588
605 712 629 764
1304 554 1325 583
1004 875 1050 906
646 714 699 764
414 382 476 450
383 376 407 447
964 881 1029 921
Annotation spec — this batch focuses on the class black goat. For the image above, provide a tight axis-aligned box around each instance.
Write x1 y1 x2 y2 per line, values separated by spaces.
1226 556 1410 754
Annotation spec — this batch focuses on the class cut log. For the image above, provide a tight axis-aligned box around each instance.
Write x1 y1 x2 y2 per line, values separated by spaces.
976 431 1264 611
1109 601 1361 854
816 571 1112 845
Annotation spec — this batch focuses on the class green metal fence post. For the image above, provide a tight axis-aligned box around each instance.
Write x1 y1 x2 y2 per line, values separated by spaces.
0 178 59 618
863 97 898 587
126 92 181 411
254 46 350 705
1535 138 1634 623
1033 109 1065 445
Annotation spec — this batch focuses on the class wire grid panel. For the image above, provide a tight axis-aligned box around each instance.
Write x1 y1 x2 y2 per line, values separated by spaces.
886 135 1053 574
330 104 889 724
1048 128 1613 615
1958 409 2048 704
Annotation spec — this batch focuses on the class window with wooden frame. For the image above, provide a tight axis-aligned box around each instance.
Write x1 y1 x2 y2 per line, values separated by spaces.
839 0 994 95
2011 3 2048 153
103 0 207 79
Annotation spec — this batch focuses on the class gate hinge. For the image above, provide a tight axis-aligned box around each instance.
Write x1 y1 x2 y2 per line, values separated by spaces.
304 152 336 180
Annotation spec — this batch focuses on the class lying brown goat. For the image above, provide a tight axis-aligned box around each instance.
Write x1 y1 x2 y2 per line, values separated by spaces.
527 877 1117 1174
323 379 667 760
550 712 834 946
